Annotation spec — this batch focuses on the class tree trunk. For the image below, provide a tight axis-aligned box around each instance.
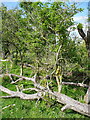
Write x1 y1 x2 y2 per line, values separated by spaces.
77 16 90 104
87 30 90 70
19 51 23 76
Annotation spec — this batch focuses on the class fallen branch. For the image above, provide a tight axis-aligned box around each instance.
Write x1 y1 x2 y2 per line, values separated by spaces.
11 78 24 84
0 74 90 117
1 74 89 88
53 92 90 117
0 85 41 100
0 84 90 117
62 82 89 88
2 104 15 110
22 88 39 92
1 74 35 83
0 59 9 61
23 63 35 69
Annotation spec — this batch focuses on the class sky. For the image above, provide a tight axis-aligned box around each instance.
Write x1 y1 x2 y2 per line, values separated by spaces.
1 0 89 38
1 0 90 2
71 2 88 37
2 1 88 23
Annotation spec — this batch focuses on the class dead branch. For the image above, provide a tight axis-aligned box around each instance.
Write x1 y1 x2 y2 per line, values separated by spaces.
54 92 90 117
23 63 35 69
61 104 71 111
0 85 41 100
62 82 89 88
0 73 90 117
1 74 89 88
0 59 9 61
0 84 90 117
1 74 36 83
11 78 24 84
22 88 39 92
2 104 15 110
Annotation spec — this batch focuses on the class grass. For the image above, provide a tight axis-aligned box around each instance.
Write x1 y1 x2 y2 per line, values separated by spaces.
1 97 89 118
1 62 90 118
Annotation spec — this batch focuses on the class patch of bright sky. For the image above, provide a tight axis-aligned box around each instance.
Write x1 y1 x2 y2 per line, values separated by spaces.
73 2 88 23
1 2 19 9
1 0 90 2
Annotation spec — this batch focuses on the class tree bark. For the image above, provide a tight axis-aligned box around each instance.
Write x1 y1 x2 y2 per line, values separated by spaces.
54 92 90 117
77 26 90 104
0 85 41 100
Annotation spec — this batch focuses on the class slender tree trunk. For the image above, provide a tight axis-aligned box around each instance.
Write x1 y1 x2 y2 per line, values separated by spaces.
87 30 90 70
19 51 23 76
15 50 18 65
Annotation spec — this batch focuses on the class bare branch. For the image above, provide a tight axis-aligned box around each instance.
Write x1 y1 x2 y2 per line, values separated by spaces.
22 88 39 92
11 78 24 84
54 92 90 117
61 104 71 111
1 74 90 116
2 104 15 110
62 82 89 88
2 74 35 83
0 59 9 61
1 96 16 98
0 85 41 100
23 63 35 69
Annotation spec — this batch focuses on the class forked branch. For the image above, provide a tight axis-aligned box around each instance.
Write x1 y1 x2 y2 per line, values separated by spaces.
0 74 90 117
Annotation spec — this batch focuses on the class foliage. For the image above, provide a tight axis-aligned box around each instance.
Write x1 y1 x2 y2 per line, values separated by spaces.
1 2 85 75
77 23 83 29
1 1 89 118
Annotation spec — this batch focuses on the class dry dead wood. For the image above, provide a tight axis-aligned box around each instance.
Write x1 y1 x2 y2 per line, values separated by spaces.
54 92 90 117
23 63 35 69
62 82 89 88
1 74 88 88
0 73 90 117
0 85 41 100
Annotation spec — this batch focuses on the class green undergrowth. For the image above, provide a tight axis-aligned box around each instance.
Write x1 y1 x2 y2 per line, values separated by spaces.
1 62 90 119
1 96 89 118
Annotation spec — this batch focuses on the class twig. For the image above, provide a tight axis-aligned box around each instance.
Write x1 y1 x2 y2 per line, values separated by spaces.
3 74 35 83
11 78 24 84
62 82 89 88
2 104 15 110
22 88 39 92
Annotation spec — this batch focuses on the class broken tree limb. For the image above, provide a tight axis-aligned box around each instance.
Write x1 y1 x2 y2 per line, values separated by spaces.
62 82 89 88
23 63 35 69
0 84 90 117
0 85 41 100
20 75 89 88
1 72 89 89
61 104 71 111
1 73 35 83
1 96 17 98
45 75 89 88
1 74 89 88
11 78 24 84
22 88 39 92
54 92 90 117
2 104 15 110
10 74 35 83
1 73 90 117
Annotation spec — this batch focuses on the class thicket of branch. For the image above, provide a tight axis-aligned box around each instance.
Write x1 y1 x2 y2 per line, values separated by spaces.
0 73 90 117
